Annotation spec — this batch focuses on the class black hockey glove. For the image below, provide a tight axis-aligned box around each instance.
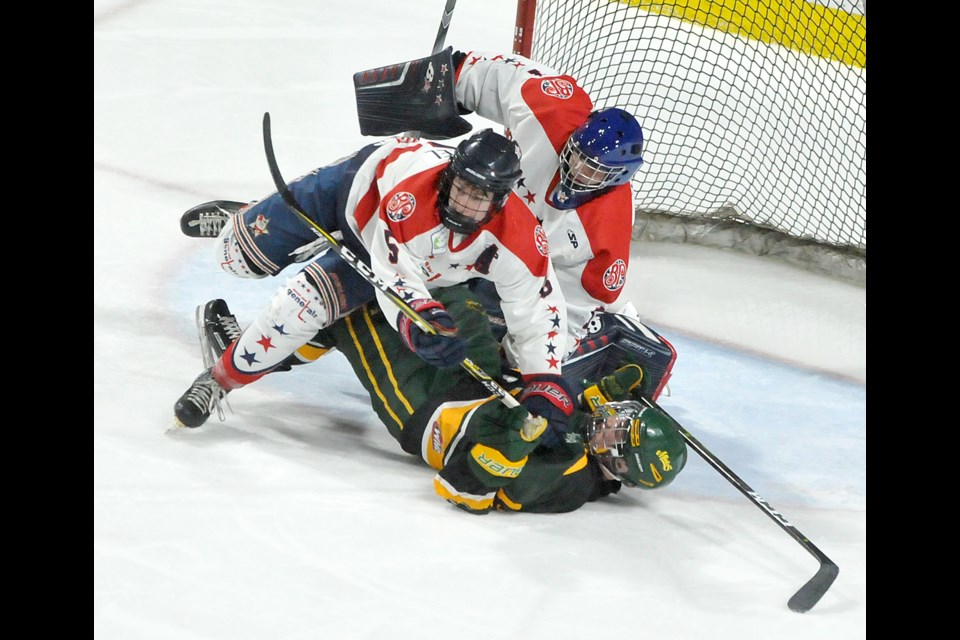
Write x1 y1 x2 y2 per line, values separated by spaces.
398 299 467 369
519 374 577 448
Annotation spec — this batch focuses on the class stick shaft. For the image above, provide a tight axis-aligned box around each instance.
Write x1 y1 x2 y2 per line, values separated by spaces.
432 0 458 54
644 397 838 612
261 113 537 430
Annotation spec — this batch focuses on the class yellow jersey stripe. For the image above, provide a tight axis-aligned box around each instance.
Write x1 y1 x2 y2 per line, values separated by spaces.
346 314 404 430
434 475 495 511
562 453 589 476
361 307 415 414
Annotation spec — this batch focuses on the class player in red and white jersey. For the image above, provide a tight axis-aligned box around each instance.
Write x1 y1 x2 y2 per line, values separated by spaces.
173 130 576 439
452 51 646 354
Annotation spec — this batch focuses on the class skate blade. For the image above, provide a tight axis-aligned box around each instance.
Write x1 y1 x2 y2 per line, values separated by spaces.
165 417 188 434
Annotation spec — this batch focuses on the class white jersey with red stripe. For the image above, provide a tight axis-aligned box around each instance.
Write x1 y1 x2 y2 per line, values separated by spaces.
342 136 568 378
454 52 637 351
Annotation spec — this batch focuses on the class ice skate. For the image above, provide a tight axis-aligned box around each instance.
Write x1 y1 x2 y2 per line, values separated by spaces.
179 200 246 238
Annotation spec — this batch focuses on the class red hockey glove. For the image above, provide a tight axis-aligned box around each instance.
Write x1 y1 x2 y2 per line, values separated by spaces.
519 374 577 448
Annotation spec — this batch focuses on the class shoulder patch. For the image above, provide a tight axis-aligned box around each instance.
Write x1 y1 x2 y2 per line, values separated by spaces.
386 191 417 221
603 259 628 291
534 225 550 257
540 78 575 100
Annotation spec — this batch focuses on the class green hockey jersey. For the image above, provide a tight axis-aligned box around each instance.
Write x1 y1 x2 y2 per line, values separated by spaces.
315 284 622 514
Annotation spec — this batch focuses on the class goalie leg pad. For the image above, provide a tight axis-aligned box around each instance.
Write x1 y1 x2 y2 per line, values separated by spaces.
563 313 677 401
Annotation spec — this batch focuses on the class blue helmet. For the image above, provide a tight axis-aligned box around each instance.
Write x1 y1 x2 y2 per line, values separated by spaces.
549 107 645 210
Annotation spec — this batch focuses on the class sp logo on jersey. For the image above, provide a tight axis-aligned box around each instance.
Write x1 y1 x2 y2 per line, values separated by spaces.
603 259 627 291
386 192 416 221
540 78 574 99
534 225 550 256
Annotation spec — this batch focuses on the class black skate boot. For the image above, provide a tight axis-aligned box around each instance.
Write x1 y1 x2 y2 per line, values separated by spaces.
173 369 228 428
179 200 246 238
201 298 242 360
169 299 242 431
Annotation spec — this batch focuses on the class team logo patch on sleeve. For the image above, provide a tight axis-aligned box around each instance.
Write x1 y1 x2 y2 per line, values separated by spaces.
386 192 417 221
249 214 270 237
540 78 574 99
603 259 627 291
534 225 550 256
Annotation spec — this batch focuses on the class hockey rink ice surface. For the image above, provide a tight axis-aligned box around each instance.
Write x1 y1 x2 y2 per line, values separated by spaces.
94 1 867 638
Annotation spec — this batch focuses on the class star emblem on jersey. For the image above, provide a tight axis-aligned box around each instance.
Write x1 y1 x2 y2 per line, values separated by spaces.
249 214 270 236
544 306 562 369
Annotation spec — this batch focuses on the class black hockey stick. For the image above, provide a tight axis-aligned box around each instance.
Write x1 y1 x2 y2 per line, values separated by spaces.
431 0 458 55
644 397 839 613
261 112 545 438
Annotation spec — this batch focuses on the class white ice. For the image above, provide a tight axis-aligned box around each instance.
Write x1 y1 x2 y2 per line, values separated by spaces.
94 2 866 638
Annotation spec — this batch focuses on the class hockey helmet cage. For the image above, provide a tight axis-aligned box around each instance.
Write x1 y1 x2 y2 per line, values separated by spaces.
583 400 686 489
550 107 644 209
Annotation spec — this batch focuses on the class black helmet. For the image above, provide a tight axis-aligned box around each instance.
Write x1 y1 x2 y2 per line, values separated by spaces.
437 129 523 234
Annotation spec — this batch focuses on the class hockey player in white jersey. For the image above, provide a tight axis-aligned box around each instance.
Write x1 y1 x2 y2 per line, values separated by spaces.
173 129 576 440
451 50 646 354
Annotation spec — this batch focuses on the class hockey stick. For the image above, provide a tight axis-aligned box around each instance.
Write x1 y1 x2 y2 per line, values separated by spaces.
261 112 545 438
643 397 839 613
431 0 458 55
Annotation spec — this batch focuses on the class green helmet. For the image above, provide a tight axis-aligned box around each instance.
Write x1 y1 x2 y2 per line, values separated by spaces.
583 401 687 489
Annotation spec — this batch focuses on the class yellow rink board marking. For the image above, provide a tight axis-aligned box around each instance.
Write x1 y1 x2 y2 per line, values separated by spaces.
621 0 865 68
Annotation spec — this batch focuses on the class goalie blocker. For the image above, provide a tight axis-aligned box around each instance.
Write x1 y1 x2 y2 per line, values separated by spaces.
353 47 472 140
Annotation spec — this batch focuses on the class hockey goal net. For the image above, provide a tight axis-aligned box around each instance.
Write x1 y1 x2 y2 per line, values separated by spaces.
514 0 866 284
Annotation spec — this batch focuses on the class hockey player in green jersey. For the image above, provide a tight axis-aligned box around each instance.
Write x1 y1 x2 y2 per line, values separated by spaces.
194 283 687 514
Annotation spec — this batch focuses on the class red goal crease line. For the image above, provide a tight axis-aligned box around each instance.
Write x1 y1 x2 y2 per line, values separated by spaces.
617 0 866 68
